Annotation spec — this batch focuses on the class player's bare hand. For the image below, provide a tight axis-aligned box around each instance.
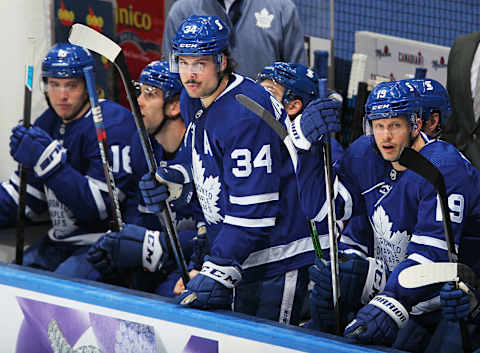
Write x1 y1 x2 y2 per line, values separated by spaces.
173 270 199 295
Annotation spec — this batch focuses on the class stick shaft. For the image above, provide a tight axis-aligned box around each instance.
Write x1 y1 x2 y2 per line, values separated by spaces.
16 37 36 265
83 66 123 232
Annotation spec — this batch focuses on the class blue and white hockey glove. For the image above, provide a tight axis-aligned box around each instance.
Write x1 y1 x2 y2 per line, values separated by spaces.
10 125 66 178
139 163 193 214
440 281 480 323
344 292 409 346
188 225 210 271
308 253 387 330
87 224 169 275
177 255 242 310
287 97 341 151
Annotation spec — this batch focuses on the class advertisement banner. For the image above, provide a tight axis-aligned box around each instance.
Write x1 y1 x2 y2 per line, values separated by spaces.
0 264 386 353
115 0 165 107
53 0 115 99
355 31 450 86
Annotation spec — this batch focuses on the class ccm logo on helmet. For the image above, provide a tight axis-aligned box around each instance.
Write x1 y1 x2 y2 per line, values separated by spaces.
372 104 390 110
179 43 198 48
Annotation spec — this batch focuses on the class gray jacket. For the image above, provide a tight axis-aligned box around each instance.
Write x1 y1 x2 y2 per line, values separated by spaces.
162 0 307 79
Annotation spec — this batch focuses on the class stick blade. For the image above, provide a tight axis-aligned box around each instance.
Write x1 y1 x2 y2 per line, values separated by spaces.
68 23 121 63
235 94 287 140
399 262 477 288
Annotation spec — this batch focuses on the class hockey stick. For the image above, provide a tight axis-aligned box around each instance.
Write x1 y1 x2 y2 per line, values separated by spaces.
236 86 346 331
235 94 326 256
16 37 35 265
399 262 479 289
69 23 189 285
83 66 123 232
318 77 342 335
398 146 472 353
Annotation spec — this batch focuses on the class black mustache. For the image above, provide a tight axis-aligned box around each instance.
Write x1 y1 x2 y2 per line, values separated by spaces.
185 80 200 85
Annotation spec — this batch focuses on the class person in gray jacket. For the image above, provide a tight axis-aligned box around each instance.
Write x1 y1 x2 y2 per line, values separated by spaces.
161 0 307 80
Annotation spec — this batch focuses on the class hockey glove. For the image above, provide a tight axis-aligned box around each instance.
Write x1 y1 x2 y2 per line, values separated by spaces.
10 125 66 178
440 281 480 323
139 163 193 214
344 292 409 346
188 225 210 271
87 224 169 275
287 97 341 151
177 255 242 310
309 253 387 327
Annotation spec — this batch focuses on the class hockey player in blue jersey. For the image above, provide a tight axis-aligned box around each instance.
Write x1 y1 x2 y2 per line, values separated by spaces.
145 15 316 324
5 43 135 278
289 79 480 350
257 61 344 252
407 78 452 139
86 60 206 296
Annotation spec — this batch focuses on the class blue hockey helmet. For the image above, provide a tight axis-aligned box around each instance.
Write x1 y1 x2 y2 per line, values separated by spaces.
365 80 422 127
170 15 229 72
257 62 319 106
42 43 94 79
406 78 451 127
139 60 182 101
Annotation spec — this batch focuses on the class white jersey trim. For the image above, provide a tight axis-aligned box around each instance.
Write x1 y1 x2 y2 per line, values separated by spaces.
229 192 279 205
313 176 352 222
279 270 298 325
411 295 441 316
242 236 314 269
10 174 46 201
407 253 433 264
87 177 108 220
410 234 459 253
47 228 104 245
224 215 275 227
216 74 244 101
87 176 126 201
340 234 369 254
1 182 42 220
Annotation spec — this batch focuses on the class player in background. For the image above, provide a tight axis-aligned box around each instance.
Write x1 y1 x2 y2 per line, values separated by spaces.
4 43 135 279
257 61 344 252
407 78 452 139
289 80 480 350
86 60 207 296
141 15 316 325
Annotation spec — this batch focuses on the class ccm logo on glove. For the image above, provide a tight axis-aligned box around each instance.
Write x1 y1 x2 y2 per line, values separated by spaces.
200 261 242 288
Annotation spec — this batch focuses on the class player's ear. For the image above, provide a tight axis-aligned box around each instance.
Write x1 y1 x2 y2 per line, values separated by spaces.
286 99 302 118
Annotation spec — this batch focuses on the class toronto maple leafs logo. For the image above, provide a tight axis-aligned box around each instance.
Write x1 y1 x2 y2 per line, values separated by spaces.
371 206 409 272
255 8 274 29
192 147 223 224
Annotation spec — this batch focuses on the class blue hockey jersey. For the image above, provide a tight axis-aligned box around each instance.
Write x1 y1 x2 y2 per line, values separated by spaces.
0 100 136 244
181 74 314 282
125 132 204 232
296 133 480 312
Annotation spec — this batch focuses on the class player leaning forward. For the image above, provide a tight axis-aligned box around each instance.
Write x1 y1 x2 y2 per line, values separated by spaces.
163 15 314 324
290 80 480 348
5 43 134 275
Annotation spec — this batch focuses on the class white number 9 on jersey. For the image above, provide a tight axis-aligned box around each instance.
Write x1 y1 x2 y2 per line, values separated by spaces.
436 193 464 224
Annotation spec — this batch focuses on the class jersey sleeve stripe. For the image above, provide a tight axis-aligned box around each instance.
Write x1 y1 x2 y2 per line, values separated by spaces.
47 228 104 245
87 178 108 220
407 253 433 264
229 192 279 205
313 177 352 222
138 204 154 214
224 215 276 227
410 234 458 252
10 174 46 201
340 234 369 253
242 236 314 269
87 176 126 201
